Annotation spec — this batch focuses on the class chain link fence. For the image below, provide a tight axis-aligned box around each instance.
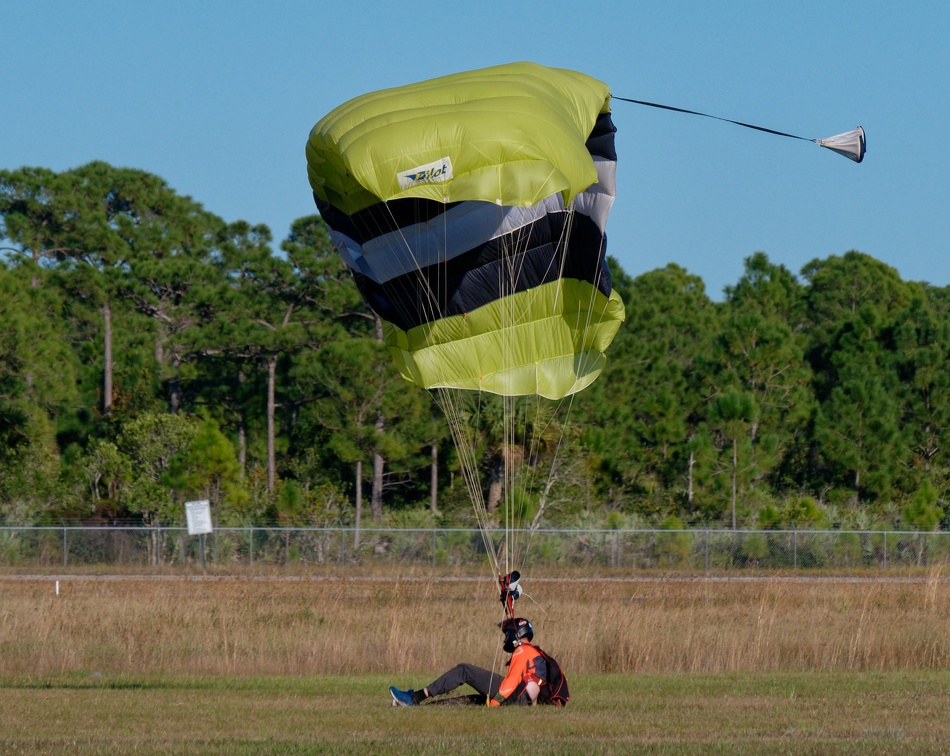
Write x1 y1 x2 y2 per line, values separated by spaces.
1 526 948 571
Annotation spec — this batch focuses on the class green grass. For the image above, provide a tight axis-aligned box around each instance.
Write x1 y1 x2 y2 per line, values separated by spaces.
2 671 949 753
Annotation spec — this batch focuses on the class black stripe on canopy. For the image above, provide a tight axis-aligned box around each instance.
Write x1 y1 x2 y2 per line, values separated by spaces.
353 210 611 332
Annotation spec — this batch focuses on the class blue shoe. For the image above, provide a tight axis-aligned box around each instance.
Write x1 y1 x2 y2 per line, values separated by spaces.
390 686 417 706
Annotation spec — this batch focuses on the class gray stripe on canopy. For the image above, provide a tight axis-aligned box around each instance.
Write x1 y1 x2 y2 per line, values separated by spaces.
573 156 615 231
329 194 564 284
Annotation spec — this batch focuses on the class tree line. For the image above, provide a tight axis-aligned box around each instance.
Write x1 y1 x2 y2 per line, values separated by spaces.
1 162 948 534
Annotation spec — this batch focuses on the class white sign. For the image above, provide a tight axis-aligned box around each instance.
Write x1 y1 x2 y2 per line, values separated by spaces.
185 500 213 535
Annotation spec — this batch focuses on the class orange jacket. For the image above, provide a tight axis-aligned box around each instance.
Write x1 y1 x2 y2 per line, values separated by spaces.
491 642 546 705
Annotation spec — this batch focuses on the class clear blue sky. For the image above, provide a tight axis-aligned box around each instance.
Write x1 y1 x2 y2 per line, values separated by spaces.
4 1 946 299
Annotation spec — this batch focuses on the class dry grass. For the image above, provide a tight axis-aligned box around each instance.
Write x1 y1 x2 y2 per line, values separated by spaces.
2 569 949 678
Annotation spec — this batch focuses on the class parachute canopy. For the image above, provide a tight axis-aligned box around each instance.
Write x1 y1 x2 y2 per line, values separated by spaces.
307 62 625 400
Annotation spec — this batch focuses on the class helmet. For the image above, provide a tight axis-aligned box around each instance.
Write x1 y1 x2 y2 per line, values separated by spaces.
501 617 534 652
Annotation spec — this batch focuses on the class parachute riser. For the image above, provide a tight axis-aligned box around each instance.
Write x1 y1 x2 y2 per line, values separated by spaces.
498 570 522 618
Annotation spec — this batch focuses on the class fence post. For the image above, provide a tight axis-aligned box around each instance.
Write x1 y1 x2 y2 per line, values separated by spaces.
883 530 887 568
249 523 254 567
704 529 709 571
432 526 436 569
793 524 797 570
63 524 68 568
340 519 345 565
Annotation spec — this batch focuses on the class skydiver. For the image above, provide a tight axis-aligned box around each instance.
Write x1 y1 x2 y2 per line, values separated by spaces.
389 617 561 707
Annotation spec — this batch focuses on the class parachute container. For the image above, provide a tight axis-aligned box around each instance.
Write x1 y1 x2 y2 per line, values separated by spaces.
816 126 866 163
306 62 625 400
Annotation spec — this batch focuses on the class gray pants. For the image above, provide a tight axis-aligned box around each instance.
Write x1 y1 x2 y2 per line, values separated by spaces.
426 663 502 699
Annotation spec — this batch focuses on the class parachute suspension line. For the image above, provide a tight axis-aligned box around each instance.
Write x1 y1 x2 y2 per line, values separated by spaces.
505 226 536 574
516 206 573 569
507 203 584 574
371 198 608 584
430 220 498 579
527 216 611 569
518 588 548 626
308 64 630 617
500 228 519 577
510 215 554 577
435 386 501 578
385 194 504 583
369 186 604 594
504 394 515 577
520 392 578 574
490 216 508 575
483 212 525 579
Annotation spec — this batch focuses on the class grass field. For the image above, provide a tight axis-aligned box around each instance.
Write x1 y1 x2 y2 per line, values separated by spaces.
2 570 949 752
2 671 949 753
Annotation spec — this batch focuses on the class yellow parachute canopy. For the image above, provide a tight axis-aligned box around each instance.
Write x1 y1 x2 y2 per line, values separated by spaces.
307 62 625 400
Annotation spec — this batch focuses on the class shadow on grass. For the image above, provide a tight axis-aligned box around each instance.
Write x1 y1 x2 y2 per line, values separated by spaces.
423 694 485 706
